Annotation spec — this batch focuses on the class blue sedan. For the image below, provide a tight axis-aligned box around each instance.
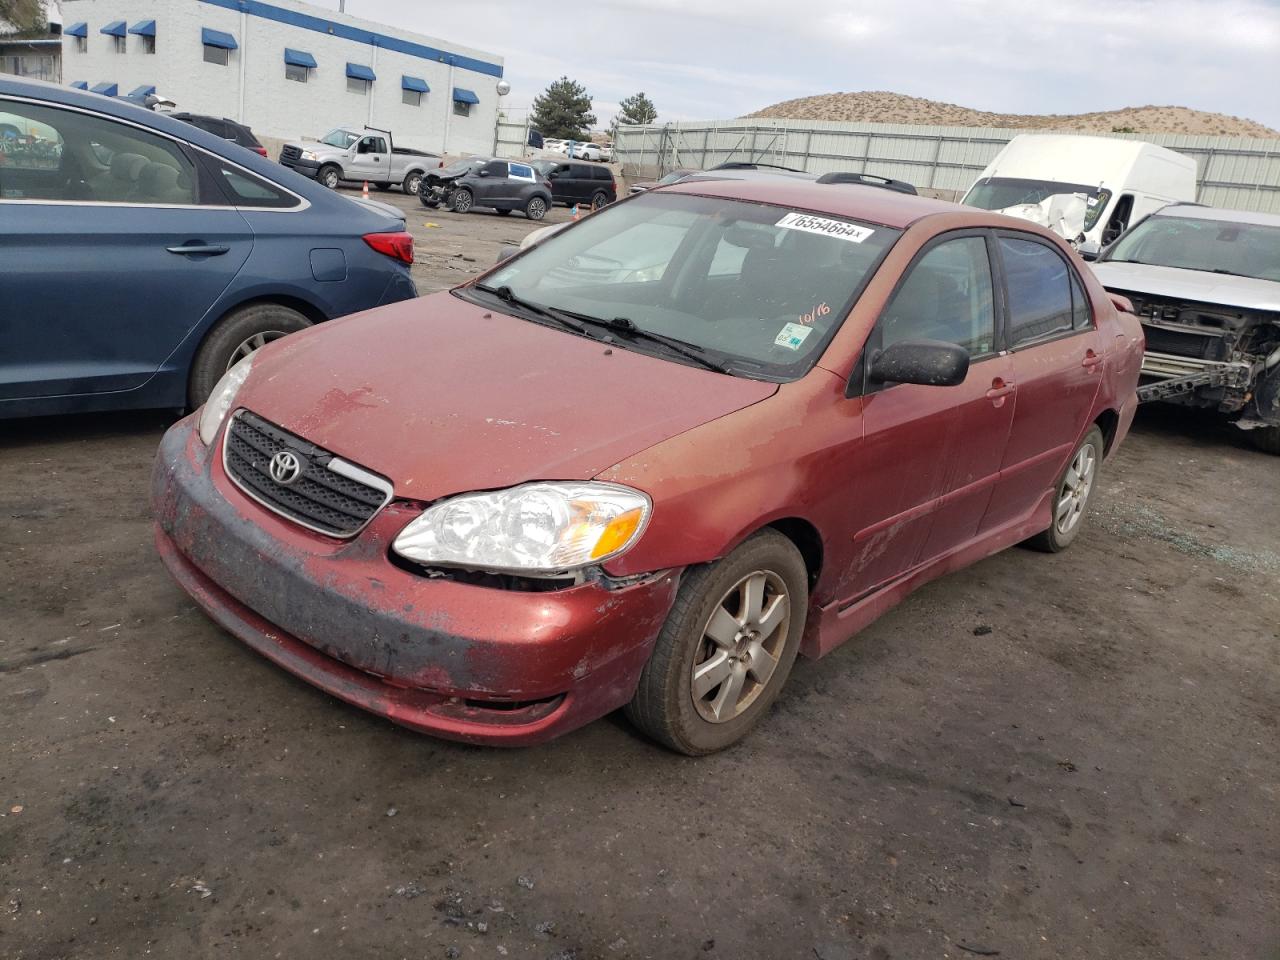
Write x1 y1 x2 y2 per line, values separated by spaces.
0 77 417 418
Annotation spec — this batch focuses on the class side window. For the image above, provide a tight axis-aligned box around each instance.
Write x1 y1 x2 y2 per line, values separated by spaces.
210 160 301 209
593 167 612 181
1070 269 1092 330
373 138 387 154
508 162 534 182
880 236 995 356
999 236 1074 346
482 160 507 178
0 99 197 205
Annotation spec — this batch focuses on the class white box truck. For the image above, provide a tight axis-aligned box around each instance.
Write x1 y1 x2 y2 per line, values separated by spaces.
961 134 1197 256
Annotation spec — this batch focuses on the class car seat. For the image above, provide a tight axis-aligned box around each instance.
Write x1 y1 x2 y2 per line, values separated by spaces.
134 161 192 204
93 151 148 202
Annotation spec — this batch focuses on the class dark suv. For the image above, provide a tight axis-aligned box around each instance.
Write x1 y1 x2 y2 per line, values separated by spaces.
421 158 554 220
533 160 616 209
169 112 267 157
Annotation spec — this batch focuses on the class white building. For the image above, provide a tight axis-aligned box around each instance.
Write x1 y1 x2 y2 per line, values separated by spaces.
59 0 505 155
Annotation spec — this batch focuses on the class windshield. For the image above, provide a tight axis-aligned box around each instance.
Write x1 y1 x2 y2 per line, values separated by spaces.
964 177 1111 231
319 128 359 149
466 192 901 380
1103 214 1280 282
658 170 696 185
441 158 486 176
531 159 557 176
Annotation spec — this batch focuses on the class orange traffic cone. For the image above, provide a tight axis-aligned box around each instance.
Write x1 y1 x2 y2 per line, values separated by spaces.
362 181 370 199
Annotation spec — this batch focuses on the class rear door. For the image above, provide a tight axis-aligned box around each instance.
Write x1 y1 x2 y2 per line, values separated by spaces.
982 232 1104 531
0 96 253 402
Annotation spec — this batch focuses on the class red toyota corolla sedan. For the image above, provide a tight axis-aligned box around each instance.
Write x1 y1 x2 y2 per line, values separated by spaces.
152 174 1143 754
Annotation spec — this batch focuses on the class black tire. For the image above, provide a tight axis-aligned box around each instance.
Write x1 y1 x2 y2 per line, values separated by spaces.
626 530 808 755
1249 425 1280 455
451 187 474 213
590 190 609 211
187 303 311 409
373 182 392 192
403 171 424 196
495 208 512 216
1024 425 1105 553
317 164 341 190
419 193 440 209
524 195 548 221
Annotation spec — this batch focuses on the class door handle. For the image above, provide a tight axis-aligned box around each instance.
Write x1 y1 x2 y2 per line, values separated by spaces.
1081 349 1103 369
986 377 1015 401
166 244 230 256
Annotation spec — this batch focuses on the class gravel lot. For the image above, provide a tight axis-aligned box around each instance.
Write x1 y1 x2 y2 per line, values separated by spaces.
2 188 1277 959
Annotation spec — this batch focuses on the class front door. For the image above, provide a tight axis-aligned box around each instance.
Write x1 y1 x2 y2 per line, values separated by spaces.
347 135 386 181
836 232 1015 601
0 96 253 402
983 233 1104 531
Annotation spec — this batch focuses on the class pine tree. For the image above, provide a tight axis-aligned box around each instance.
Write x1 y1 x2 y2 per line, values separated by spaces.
530 77 597 141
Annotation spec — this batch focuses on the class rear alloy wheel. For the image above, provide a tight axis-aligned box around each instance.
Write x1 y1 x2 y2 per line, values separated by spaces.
1249 425 1280 455
451 187 474 213
591 190 609 211
626 530 807 755
403 171 424 196
525 196 547 221
318 164 341 190
187 303 310 409
1025 425 1104 553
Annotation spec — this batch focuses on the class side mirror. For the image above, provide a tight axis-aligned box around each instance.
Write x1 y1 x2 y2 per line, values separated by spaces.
868 339 970 387
1078 239 1101 261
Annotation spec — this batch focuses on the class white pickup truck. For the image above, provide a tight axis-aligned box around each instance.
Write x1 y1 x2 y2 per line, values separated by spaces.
279 125 441 195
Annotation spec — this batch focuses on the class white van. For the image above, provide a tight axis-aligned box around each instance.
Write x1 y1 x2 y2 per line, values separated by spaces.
961 134 1197 255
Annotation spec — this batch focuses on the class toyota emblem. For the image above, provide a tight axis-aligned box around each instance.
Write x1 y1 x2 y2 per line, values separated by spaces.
268 450 304 485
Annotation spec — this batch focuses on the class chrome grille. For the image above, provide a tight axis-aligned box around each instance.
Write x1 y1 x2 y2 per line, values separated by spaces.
280 144 301 162
223 410 392 538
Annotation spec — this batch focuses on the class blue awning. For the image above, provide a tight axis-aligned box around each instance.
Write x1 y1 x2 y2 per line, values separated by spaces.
90 82 118 97
401 75 429 93
452 87 479 105
284 48 316 68
100 20 126 37
65 22 87 38
201 27 237 50
128 84 156 98
346 62 375 81
69 80 89 89
128 20 156 37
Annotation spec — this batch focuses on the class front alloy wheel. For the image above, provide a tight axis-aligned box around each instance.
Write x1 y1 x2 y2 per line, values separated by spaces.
452 188 474 213
626 529 807 754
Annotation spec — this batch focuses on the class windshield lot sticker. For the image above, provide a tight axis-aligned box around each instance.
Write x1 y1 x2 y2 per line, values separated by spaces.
775 322 814 350
776 212 875 244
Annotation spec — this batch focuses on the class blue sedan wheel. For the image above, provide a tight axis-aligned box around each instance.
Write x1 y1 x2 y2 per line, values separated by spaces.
187 303 310 408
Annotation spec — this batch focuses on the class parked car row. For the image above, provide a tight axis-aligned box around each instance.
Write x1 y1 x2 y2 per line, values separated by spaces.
417 156 617 218
541 138 613 161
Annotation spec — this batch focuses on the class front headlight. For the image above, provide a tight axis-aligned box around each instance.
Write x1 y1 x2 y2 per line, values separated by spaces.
300 150 319 162
198 355 254 445
392 482 651 575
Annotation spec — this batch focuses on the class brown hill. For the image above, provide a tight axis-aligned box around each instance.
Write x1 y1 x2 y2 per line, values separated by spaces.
744 91 1279 138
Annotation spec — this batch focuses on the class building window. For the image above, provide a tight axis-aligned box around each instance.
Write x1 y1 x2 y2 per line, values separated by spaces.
347 76 369 95
74 36 87 53
142 35 155 54
402 89 421 107
112 35 126 53
203 44 229 65
453 100 471 117
285 62 308 82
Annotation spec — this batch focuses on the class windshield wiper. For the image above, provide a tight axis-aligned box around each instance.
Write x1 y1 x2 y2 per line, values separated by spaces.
473 284 587 335
1205 268 1255 279
565 313 732 375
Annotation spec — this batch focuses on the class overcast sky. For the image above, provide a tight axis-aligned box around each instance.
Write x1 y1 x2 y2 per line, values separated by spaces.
339 0 1280 130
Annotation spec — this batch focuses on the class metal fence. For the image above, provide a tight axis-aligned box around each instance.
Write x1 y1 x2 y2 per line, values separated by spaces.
493 108 536 160
614 119 1280 213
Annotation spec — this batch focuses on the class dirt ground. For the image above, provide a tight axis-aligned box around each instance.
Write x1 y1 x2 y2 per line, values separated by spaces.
2 189 1278 960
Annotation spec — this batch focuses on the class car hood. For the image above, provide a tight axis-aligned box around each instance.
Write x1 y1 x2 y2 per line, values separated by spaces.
235 292 778 502
1090 261 1280 312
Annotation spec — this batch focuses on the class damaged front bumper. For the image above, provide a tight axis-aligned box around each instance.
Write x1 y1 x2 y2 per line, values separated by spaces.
151 415 680 746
